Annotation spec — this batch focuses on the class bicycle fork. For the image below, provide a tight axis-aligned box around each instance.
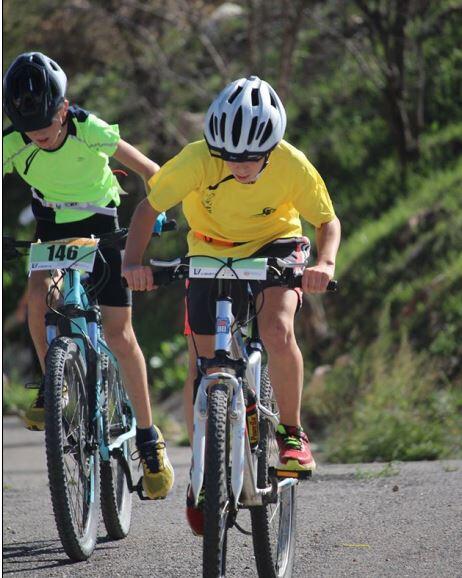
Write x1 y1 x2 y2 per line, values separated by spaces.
191 371 246 506
190 292 247 506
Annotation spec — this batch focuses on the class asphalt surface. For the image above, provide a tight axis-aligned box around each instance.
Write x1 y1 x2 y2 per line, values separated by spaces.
2 416 462 577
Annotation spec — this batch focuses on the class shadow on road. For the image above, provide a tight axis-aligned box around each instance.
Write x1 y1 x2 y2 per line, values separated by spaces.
2 540 75 573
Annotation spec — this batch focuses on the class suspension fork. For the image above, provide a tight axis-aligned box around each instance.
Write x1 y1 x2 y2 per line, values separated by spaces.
191 279 248 505
190 372 246 507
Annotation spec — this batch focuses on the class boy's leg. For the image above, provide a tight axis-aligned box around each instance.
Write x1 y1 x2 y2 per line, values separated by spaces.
256 286 302 427
101 305 152 427
256 286 316 471
184 333 215 536
184 334 215 443
27 270 53 372
23 270 57 430
101 305 174 499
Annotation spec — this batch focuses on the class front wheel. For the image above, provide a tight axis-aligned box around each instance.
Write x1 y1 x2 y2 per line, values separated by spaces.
203 382 231 578
250 366 297 578
100 354 134 539
44 337 100 561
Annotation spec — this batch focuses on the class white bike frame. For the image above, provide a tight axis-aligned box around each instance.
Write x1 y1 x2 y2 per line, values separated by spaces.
189 287 299 508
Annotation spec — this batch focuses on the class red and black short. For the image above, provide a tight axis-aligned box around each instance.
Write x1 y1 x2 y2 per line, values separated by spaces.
184 237 310 335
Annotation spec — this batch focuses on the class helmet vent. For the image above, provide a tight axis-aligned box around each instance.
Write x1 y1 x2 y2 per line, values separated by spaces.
219 113 226 141
255 121 265 139
247 116 258 145
251 88 260 106
259 120 273 145
228 85 243 104
232 107 243 147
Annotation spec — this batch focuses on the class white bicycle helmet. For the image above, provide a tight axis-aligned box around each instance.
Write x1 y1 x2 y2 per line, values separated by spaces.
204 76 286 162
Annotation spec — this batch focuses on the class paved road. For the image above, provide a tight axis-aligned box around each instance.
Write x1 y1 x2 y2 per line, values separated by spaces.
3 416 462 577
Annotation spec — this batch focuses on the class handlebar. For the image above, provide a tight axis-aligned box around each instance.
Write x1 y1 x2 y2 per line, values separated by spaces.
122 256 338 292
2 219 177 261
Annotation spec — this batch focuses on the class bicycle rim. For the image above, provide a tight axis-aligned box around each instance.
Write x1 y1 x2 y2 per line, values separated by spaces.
203 382 231 578
250 366 297 578
100 354 133 539
44 337 99 561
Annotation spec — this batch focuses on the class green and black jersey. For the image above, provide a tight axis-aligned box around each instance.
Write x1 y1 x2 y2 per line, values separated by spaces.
3 106 122 223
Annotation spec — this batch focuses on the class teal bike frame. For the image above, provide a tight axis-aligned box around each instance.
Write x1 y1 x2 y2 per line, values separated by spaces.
45 267 136 493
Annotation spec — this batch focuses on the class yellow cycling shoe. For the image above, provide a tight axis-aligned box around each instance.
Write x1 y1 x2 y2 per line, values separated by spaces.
136 426 174 500
23 388 45 431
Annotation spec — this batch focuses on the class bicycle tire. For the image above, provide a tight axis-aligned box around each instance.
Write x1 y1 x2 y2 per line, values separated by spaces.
250 366 297 578
100 354 133 539
203 382 231 578
44 337 100 561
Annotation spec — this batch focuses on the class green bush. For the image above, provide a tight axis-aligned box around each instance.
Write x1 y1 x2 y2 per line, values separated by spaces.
323 330 462 463
148 334 188 400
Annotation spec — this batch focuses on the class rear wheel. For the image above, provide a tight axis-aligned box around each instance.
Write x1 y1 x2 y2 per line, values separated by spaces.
44 337 99 561
100 354 134 539
203 382 231 578
250 366 297 578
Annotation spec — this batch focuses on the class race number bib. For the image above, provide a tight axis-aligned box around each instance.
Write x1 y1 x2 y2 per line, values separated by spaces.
29 237 100 273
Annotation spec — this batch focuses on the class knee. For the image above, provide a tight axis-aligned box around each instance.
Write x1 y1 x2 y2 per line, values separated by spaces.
260 318 295 352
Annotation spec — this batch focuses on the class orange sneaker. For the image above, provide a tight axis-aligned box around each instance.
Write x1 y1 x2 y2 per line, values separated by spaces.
275 424 316 471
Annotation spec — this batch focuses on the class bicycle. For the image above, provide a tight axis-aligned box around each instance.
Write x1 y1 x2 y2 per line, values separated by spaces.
3 217 174 562
146 252 337 578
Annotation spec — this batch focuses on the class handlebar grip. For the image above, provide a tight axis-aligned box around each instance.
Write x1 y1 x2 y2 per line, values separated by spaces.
292 276 338 292
151 219 178 237
121 269 174 289
162 219 177 232
327 280 338 292
152 269 174 286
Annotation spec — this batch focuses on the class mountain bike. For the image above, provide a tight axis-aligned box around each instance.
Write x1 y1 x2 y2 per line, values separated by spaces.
147 253 337 578
2 217 174 562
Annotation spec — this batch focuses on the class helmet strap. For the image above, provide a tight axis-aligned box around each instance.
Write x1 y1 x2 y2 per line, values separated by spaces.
252 152 271 182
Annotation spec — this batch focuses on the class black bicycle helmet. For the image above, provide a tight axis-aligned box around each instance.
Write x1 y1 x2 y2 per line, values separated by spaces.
3 52 67 132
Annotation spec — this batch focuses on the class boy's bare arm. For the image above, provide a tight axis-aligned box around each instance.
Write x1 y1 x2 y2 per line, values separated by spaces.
303 216 341 293
122 198 160 291
113 140 160 192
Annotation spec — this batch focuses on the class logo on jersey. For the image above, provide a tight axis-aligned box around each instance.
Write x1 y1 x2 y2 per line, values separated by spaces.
254 207 276 217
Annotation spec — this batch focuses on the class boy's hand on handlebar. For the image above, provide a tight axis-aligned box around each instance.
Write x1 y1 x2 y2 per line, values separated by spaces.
122 265 156 292
302 263 335 294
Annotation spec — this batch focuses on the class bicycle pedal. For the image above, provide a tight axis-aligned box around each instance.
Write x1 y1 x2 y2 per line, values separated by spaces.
134 478 168 501
134 478 151 500
25 424 42 432
24 382 41 390
269 467 312 480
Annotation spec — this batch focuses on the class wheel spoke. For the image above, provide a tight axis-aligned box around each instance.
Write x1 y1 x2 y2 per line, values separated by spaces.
251 366 297 577
100 355 133 539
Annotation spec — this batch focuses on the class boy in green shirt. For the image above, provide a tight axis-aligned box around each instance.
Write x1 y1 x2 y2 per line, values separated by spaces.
3 51 173 500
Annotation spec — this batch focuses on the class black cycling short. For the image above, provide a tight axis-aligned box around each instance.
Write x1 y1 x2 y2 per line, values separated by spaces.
33 208 131 307
184 237 309 335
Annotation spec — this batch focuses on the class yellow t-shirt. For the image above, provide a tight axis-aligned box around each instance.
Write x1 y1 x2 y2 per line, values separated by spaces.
147 139 336 258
